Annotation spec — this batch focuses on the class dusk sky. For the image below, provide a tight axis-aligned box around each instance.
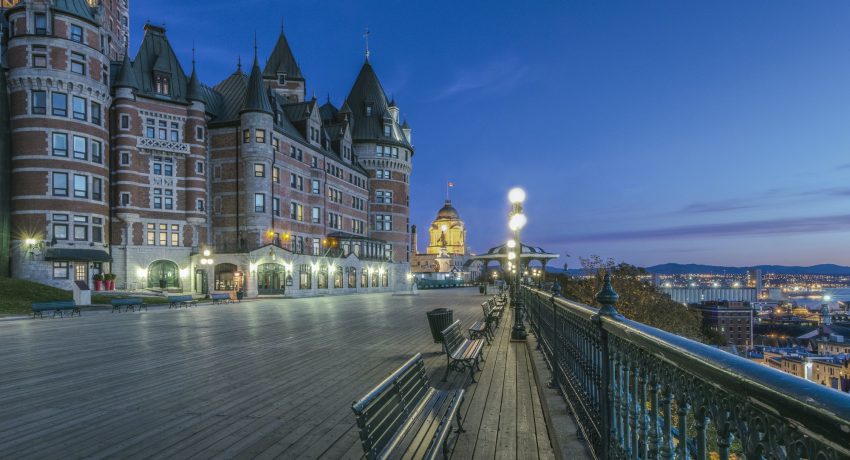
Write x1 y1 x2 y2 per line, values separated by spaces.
133 1 850 268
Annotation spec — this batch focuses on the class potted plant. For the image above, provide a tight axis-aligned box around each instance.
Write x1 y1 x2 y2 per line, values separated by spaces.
93 273 104 291
106 273 116 290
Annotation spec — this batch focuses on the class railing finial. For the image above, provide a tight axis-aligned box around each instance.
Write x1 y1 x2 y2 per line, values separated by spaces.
595 272 620 316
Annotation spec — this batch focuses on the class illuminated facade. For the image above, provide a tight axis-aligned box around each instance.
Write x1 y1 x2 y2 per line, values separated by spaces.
425 199 465 256
1 1 414 297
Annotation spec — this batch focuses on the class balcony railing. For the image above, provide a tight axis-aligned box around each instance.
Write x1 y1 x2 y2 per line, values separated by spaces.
521 281 850 460
136 137 190 155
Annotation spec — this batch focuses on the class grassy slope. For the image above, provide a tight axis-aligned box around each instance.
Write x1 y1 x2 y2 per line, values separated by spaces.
0 277 168 315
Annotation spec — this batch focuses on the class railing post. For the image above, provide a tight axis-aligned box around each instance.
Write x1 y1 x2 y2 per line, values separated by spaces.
548 280 561 389
593 273 620 459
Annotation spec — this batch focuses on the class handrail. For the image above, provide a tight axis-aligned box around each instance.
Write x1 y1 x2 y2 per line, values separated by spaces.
522 284 850 459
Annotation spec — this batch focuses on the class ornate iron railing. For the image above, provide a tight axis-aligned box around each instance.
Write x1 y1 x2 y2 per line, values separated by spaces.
136 137 190 155
521 277 850 460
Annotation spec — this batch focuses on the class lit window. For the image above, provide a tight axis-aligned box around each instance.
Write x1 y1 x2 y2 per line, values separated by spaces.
154 73 170 95
254 163 265 177
254 193 265 213
256 129 265 143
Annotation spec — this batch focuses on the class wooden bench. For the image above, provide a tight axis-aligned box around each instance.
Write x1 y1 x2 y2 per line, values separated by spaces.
440 320 485 383
482 300 503 331
167 295 196 309
210 293 231 305
468 319 492 345
111 298 145 313
351 353 465 460
31 300 79 319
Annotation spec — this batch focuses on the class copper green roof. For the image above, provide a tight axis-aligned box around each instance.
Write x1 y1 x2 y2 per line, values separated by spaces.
263 31 304 81
211 69 248 122
186 66 204 103
53 0 96 23
344 60 411 149
131 25 189 102
113 51 138 91
241 55 273 115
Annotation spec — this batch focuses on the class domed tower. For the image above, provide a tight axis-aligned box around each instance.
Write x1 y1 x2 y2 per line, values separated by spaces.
426 200 466 256
6 0 112 288
344 58 413 263
239 52 274 250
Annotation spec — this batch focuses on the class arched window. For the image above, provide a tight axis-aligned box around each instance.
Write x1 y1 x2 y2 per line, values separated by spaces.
215 263 238 291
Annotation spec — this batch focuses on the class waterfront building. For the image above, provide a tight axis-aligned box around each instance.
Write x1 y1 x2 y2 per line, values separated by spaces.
0 1 414 297
662 286 758 304
410 200 480 283
692 300 754 347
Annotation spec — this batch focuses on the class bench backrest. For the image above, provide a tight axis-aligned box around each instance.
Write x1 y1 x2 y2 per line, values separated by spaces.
481 301 492 317
111 298 142 305
440 320 466 354
352 353 431 458
168 295 193 302
32 301 75 310
211 293 229 299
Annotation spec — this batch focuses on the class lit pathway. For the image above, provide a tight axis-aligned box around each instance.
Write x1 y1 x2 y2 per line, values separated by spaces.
0 288 557 459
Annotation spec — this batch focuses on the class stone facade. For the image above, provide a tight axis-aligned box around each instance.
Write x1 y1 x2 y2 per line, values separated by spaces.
0 1 414 297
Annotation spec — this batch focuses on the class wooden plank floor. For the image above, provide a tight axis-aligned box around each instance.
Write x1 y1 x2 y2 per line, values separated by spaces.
0 288 555 459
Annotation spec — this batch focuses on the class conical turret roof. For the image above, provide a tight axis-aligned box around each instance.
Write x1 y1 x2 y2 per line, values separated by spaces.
241 55 272 115
263 31 303 80
114 51 138 90
344 59 410 147
186 65 204 103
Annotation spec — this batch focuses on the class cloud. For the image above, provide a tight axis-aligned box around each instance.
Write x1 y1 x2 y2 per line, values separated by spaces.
679 199 759 214
436 56 528 99
548 213 850 243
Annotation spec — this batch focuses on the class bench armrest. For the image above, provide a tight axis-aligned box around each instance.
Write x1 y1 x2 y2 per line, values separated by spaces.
423 389 465 460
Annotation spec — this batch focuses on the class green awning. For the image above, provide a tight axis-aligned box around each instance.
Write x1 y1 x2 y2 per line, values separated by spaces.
44 248 112 262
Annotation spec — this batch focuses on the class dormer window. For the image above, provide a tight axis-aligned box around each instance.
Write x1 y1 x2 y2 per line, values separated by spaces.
365 103 373 117
154 73 171 95
383 124 391 137
278 73 287 84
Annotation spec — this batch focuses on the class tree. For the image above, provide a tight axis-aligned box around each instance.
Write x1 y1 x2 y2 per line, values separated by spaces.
553 255 705 341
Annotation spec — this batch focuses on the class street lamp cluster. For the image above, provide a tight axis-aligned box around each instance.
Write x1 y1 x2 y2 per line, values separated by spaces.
507 186 527 341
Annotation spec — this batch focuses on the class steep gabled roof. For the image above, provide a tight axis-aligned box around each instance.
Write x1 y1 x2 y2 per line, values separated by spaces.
263 31 304 81
131 25 189 102
241 55 273 115
53 0 96 23
319 101 338 122
211 68 248 122
344 59 411 148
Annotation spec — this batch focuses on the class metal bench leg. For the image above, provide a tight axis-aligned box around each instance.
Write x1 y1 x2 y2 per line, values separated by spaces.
443 356 451 382
468 362 477 383
455 398 466 433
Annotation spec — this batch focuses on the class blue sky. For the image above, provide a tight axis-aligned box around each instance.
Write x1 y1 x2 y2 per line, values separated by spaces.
133 1 850 267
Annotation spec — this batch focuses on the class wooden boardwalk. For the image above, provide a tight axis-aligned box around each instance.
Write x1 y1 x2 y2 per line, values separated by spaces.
0 288 555 459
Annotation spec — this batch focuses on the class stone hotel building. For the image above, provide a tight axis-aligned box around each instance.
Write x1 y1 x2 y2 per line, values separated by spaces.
0 0 414 297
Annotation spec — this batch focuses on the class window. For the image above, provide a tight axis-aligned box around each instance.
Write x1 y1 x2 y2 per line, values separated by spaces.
34 13 47 35
70 24 84 43
311 156 318 168
73 135 87 160
120 113 132 129
146 118 155 138
327 187 342 204
49 92 67 117
375 214 393 231
384 124 391 136
278 73 287 84
194 161 203 174
52 133 68 157
311 207 321 224
73 175 87 198
158 120 167 140
120 192 130 206
91 141 101 163
32 46 47 68
352 219 365 235
289 202 303 221
91 102 101 125
53 262 69 279
147 223 155 245
120 151 130 166
153 189 162 209
255 129 265 143
196 126 204 140
170 122 179 141
164 189 173 210
272 137 280 151
272 167 280 183
300 264 311 289
72 96 86 120
311 180 321 194
29 90 45 115
171 224 179 246
290 173 303 191
159 225 167 245
254 193 265 213
73 215 88 241
376 190 392 204
376 169 391 179
353 197 365 211
92 217 103 243
196 198 205 212
272 197 280 216
52 172 68 196
92 177 102 201
53 222 68 240
154 73 170 95
243 129 250 144
70 53 86 75
254 163 265 177
328 212 341 230
366 104 373 116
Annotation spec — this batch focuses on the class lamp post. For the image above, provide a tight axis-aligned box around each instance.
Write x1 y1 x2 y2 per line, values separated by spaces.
508 187 527 341
200 249 213 295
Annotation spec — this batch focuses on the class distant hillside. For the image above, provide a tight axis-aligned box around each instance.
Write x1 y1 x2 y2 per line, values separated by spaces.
546 263 850 276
